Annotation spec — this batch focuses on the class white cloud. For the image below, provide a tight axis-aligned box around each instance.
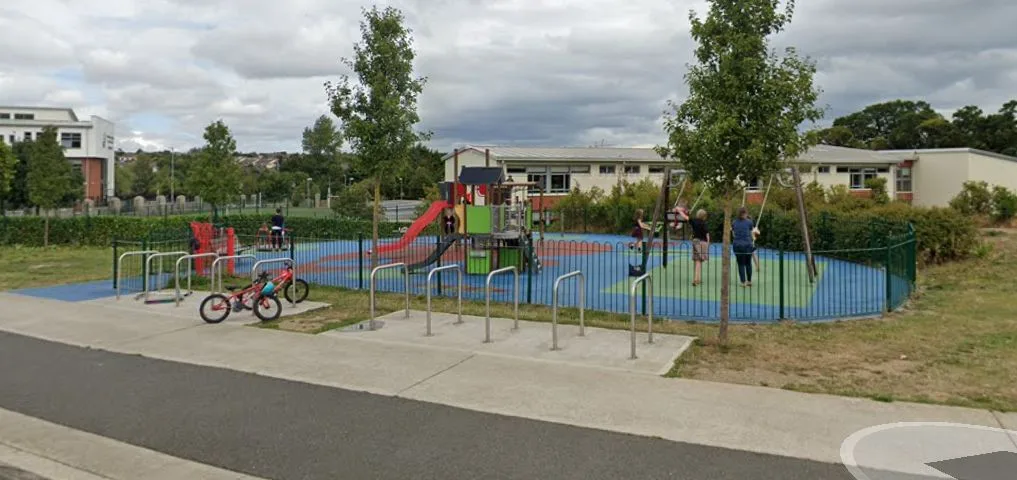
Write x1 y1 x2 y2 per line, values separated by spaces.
0 0 1014 154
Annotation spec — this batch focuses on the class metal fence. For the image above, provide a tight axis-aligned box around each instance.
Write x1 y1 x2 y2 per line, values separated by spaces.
111 228 910 323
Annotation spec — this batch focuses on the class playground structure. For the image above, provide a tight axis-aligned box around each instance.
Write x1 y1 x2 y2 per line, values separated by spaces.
371 149 545 276
253 224 293 252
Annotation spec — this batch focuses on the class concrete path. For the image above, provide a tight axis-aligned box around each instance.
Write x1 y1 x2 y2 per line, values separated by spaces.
0 291 1013 477
337 310 694 375
82 289 330 324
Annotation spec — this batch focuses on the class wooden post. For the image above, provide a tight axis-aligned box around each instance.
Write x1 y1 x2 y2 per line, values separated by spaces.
791 166 817 283
453 149 460 203
485 148 490 167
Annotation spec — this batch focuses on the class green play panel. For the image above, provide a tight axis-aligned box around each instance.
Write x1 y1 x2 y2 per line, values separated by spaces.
603 255 826 307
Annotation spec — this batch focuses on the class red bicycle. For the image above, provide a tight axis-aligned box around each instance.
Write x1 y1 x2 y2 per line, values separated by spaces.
267 264 309 304
199 271 282 323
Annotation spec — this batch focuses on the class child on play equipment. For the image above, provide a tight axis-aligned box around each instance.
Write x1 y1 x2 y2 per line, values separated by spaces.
629 209 651 252
671 201 690 230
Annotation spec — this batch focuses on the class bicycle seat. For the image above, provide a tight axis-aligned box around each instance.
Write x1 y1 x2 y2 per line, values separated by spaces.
225 285 240 291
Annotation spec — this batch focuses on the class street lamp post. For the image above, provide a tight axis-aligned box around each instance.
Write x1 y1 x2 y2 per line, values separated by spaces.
306 177 313 209
170 147 175 202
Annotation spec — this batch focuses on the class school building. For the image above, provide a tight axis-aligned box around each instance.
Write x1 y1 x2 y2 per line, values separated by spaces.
443 144 1017 209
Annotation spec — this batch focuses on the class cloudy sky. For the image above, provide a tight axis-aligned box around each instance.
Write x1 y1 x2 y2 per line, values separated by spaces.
2 0 1015 153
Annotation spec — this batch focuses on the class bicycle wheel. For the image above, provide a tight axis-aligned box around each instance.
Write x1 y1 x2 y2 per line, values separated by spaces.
199 294 231 324
253 295 283 322
284 279 309 304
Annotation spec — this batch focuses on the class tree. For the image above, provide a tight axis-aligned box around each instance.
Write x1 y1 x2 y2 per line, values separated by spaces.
131 154 158 197
832 100 941 149
0 139 15 212
186 120 243 218
326 5 430 268
27 126 77 245
660 0 822 344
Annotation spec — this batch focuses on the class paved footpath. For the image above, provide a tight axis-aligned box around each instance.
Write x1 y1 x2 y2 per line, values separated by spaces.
0 292 1014 479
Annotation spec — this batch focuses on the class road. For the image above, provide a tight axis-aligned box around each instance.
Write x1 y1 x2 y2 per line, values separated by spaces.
0 331 853 480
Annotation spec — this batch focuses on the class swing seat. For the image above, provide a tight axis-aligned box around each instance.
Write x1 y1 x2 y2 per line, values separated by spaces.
628 264 645 277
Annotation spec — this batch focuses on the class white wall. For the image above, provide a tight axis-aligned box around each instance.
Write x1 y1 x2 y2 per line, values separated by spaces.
910 151 969 207
966 151 1017 193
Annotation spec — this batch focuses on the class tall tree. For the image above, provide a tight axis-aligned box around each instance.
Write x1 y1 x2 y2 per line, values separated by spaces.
27 126 77 245
186 120 243 219
660 0 822 344
131 154 158 197
326 5 430 268
0 139 15 213
832 100 941 149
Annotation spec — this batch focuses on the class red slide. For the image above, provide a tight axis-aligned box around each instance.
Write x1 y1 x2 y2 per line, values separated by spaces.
374 200 450 254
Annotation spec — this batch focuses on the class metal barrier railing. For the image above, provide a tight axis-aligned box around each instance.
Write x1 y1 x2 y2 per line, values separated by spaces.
210 254 257 294
426 264 463 336
142 251 189 303
551 270 585 351
369 262 409 330
252 258 297 306
116 250 158 300
484 266 519 343
629 273 654 360
174 253 219 307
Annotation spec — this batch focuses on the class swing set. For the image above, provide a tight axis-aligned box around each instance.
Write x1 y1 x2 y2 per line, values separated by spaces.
629 165 818 283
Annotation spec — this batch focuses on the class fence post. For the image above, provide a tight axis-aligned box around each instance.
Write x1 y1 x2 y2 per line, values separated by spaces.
778 249 785 320
641 278 647 316
436 233 443 297
112 237 118 289
358 233 365 290
289 234 295 260
884 245 892 313
141 237 149 293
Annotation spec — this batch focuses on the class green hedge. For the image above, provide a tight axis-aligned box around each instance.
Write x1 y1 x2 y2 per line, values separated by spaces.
0 214 401 247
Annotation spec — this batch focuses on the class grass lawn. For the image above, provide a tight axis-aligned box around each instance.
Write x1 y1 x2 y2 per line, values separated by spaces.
1 230 1015 411
0 245 112 290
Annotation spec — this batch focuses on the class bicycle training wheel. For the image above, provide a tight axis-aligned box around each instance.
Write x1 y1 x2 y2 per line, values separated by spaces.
253 295 283 322
284 279 309 304
199 294 232 324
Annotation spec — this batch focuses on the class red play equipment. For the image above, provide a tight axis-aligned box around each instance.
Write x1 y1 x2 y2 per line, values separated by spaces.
373 200 450 254
254 224 292 251
190 222 236 274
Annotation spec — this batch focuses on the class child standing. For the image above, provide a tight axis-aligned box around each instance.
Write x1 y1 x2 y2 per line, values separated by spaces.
629 209 651 252
690 209 710 286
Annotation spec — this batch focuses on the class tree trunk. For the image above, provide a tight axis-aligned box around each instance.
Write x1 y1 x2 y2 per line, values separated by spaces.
43 211 49 247
719 194 733 345
371 177 380 270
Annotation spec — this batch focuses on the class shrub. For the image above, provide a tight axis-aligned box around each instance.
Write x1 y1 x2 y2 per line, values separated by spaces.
864 177 890 205
991 186 1017 223
0 214 400 247
330 180 373 220
949 181 992 215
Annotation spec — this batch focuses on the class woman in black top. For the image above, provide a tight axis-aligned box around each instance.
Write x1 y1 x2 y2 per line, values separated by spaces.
690 209 709 286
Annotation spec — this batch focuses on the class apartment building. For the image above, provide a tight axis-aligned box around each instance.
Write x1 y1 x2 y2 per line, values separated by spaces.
0 106 115 201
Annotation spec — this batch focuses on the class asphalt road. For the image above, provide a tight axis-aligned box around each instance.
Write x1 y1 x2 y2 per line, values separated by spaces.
0 331 854 480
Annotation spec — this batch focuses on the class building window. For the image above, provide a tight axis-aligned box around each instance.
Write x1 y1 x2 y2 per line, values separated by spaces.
549 173 570 193
848 168 878 189
599 165 615 174
817 166 830 174
648 166 666 174
895 167 912 193
105 135 114 149
61 132 82 149
506 167 526 174
624 165 640 174
14 113 34 120
745 178 762 190
0 113 9 119
527 174 546 194
23 131 32 141
569 165 590 174
835 166 849 173
876 167 889 173
7 135 13 144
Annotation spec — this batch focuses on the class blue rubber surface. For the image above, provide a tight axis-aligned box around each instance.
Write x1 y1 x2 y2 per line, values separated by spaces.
10 280 115 302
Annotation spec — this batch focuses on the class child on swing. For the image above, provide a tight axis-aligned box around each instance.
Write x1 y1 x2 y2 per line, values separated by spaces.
629 209 651 252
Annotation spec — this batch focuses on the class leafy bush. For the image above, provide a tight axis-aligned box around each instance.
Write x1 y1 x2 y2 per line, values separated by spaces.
0 214 401 247
949 181 992 215
864 177 890 205
330 180 373 220
991 186 1017 223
